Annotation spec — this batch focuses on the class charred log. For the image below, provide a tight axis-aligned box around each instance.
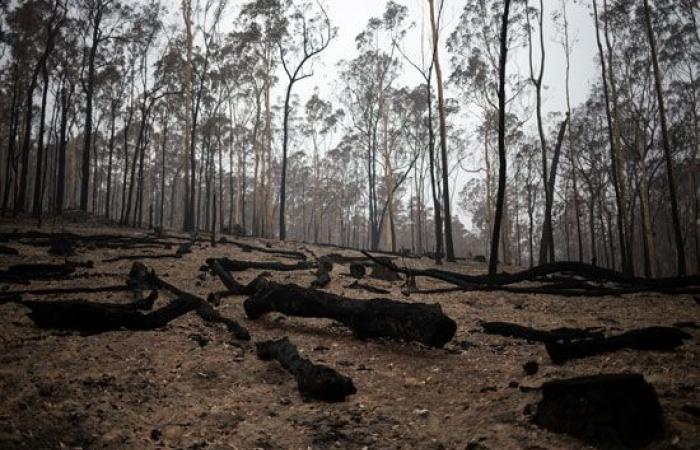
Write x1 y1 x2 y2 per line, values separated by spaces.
256 337 356 402
0 263 76 283
244 281 456 347
148 271 250 340
6 296 201 334
214 257 315 272
102 253 182 262
363 252 700 295
0 245 19 255
481 321 604 342
545 326 691 364
48 237 75 256
0 285 132 297
226 240 307 260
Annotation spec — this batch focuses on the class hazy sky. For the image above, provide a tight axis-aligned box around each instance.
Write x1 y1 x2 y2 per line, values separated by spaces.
286 0 600 122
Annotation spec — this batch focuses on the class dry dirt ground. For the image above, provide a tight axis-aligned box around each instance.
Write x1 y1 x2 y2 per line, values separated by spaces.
0 220 698 450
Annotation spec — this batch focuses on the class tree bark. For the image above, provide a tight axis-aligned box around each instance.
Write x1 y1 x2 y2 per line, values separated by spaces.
643 0 686 276
32 63 50 218
428 0 455 262
489 0 512 279
81 5 103 212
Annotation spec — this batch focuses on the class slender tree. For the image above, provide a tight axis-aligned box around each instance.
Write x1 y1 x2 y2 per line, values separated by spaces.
489 0 512 279
642 0 686 276
278 1 334 241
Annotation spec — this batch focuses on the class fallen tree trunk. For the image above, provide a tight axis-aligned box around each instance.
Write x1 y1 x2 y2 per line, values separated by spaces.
206 259 269 296
147 271 250 340
545 326 691 364
481 322 604 342
6 296 201 334
244 281 456 347
312 241 419 259
0 285 132 297
214 257 315 272
256 337 356 402
0 230 183 251
0 263 76 283
102 253 182 263
534 373 664 448
225 239 308 260
363 252 700 294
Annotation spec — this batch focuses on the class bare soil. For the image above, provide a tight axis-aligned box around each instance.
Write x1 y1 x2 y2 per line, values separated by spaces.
0 220 698 450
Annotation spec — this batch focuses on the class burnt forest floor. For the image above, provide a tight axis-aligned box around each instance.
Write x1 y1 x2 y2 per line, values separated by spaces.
0 217 698 450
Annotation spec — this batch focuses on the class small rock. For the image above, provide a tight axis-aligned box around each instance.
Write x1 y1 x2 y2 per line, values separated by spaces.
523 361 539 376
508 381 519 388
150 429 161 441
190 334 210 348
414 408 429 417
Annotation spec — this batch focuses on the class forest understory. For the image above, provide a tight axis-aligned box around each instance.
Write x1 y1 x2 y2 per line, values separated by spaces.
0 217 698 450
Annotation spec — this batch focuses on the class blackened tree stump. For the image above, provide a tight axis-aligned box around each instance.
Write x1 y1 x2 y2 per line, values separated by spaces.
534 373 664 448
256 337 356 402
244 282 456 347
369 257 402 282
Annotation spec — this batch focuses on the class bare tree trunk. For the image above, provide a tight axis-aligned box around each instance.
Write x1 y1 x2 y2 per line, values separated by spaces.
636 125 655 278
159 108 169 228
537 115 569 262
105 101 117 219
560 0 584 262
428 0 455 261
427 77 443 264
32 64 50 218
643 0 686 276
592 0 630 275
489 0 512 279
602 0 633 274
217 126 224 233
2 75 19 215
55 78 72 215
81 6 103 212
589 194 597 265
527 0 553 264
182 0 195 232
484 120 493 247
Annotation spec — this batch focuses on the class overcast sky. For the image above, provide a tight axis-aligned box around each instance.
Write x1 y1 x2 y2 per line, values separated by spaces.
284 0 600 122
